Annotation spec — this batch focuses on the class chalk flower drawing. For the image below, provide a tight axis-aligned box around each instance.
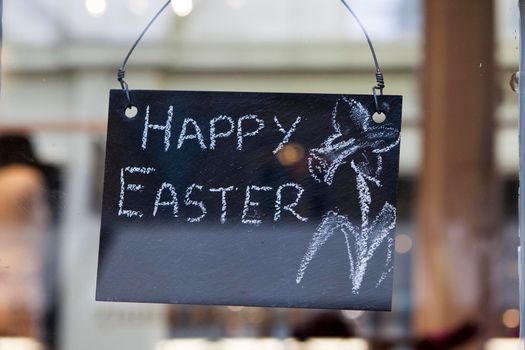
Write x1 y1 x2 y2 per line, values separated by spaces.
297 97 400 294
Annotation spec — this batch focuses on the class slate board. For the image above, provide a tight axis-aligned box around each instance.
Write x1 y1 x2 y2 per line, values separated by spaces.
96 90 402 310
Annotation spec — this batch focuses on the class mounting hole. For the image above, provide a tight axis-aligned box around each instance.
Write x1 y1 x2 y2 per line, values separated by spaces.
125 106 138 119
373 111 386 124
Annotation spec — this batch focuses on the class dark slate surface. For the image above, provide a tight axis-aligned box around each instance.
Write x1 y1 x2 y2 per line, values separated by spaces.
96 89 402 310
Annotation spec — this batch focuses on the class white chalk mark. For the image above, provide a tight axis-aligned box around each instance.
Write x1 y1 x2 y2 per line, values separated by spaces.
354 203 396 291
376 237 394 288
274 183 308 222
331 102 341 134
178 118 207 150
341 222 357 289
341 96 370 132
355 172 371 229
209 186 235 224
185 184 207 223
351 159 381 187
118 166 156 218
296 203 396 294
308 138 359 185
153 182 179 217
372 135 400 154
124 167 157 174
364 203 397 262
241 185 272 225
237 115 265 150
299 96 400 293
273 116 302 155
210 116 235 150
296 211 357 284
127 184 143 191
142 105 173 151
375 155 383 177
307 97 399 186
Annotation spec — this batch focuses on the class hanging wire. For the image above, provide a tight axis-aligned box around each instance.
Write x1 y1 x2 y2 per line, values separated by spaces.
338 0 385 113
118 0 173 108
118 0 386 112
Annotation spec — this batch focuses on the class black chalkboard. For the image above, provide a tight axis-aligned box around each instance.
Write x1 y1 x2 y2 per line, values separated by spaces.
96 90 402 310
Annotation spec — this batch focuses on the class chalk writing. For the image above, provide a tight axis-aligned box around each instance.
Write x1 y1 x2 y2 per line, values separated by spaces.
142 105 173 151
210 116 235 150
273 116 302 155
153 182 178 217
237 115 265 151
139 108 312 154
185 184 207 223
209 186 235 224
119 166 156 218
116 178 310 224
274 183 308 223
178 118 207 150
242 185 273 225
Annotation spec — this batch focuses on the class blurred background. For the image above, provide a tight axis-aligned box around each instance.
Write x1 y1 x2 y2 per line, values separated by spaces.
0 0 520 349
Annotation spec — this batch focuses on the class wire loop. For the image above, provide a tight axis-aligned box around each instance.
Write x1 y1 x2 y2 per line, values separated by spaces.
117 68 132 108
373 69 385 113
117 0 386 113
